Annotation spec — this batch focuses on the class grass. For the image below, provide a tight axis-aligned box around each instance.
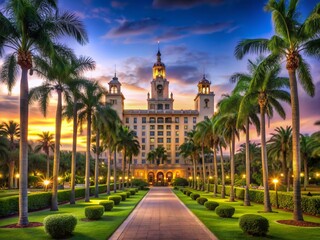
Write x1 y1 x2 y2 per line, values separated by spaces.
0 190 147 239
174 188 320 240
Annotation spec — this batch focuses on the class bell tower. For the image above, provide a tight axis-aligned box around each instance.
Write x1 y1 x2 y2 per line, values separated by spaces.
148 46 174 111
194 74 215 121
105 73 125 120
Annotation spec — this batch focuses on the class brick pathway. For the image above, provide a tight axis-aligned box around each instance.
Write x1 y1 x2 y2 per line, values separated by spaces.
109 187 218 240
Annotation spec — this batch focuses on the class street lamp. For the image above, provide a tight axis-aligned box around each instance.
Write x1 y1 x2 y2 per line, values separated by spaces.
43 179 50 192
273 178 279 208
15 173 20 188
125 176 128 188
196 176 199 190
188 176 192 187
207 176 213 193
131 176 134 187
119 176 122 189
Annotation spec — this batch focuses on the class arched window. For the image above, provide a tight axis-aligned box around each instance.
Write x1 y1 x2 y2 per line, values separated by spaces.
111 86 117 94
204 98 209 108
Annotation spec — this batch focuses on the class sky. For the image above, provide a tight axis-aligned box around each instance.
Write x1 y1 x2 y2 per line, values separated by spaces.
0 0 319 151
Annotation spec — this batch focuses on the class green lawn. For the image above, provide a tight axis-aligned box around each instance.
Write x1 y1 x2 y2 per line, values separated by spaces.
0 190 147 239
174 188 320 240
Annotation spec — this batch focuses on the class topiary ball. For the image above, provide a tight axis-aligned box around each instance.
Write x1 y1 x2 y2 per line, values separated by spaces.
125 191 131 197
85 205 104 220
118 192 127 201
129 189 136 195
239 214 269 236
108 195 122 205
196 197 208 205
134 188 139 193
43 214 77 238
215 205 235 218
99 200 114 211
186 191 192 196
204 201 219 211
190 193 200 200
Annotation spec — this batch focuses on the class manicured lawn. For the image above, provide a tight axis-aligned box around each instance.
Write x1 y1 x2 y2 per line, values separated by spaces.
174 188 320 240
0 190 147 239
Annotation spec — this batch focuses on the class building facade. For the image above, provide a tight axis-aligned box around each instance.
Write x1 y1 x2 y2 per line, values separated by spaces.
105 49 215 184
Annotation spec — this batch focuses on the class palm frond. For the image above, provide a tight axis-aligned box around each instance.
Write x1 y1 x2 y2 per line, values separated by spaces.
29 84 52 117
297 56 315 97
268 97 286 119
234 39 269 59
0 54 18 93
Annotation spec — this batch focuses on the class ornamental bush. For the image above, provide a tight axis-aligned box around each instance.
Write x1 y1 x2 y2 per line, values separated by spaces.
131 179 148 189
204 201 219 210
196 197 208 205
125 191 131 197
129 189 136 195
108 195 122 205
99 200 114 211
173 177 189 186
186 191 192 196
85 205 104 220
190 193 200 200
43 214 77 238
119 192 127 201
239 214 269 236
216 205 235 218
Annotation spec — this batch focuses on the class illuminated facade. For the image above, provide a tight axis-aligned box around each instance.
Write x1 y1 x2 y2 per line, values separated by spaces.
105 49 215 184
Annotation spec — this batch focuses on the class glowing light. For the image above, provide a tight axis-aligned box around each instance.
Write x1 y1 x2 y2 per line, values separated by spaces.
188 176 192 180
316 173 319 177
119 177 122 180
300 173 304 177
280 173 284 177
58 177 62 181
43 180 50 186
196 176 199 180
110 176 114 180
226 175 230 179
242 174 246 179
132 176 135 179
125 176 128 180
15 173 20 178
209 176 213 179
272 179 279 184
0 173 3 178
99 176 103 180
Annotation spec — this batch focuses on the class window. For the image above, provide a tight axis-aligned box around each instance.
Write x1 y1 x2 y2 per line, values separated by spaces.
175 138 179 143
134 125 137 130
142 138 145 143
150 145 155 150
175 117 179 123
150 137 155 143
150 131 155 136
110 99 117 105
165 104 170 109
166 138 171 143
134 117 137 123
165 117 172 123
111 86 117 94
142 125 146 130
134 159 138 164
142 159 146 164
125 118 129 124
175 125 179 130
158 138 163 143
204 116 209 120
142 131 145 136
142 152 145 157
158 125 163 130
184 125 188 130
167 131 171 136
204 98 209 108
158 131 163 136
175 131 179 136
150 104 155 109
175 159 179 164
175 145 179 151
193 117 197 124
175 152 179 157
142 117 146 123
184 117 188 123
184 131 188 136
166 144 171 150
142 145 145 150
157 104 163 110
150 117 155 123
157 117 164 123
166 125 171 130
150 125 155 130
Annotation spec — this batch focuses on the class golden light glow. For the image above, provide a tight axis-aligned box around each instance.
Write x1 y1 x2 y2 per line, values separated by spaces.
132 176 135 179
196 176 199 180
0 173 3 178
280 173 284 177
209 176 213 179
300 173 304 177
43 180 50 186
58 177 62 181
110 176 114 180
272 179 279 184
226 175 230 179
125 176 128 180
99 176 103 180
242 174 246 179
316 173 319 177
119 177 122 180
188 176 192 180
15 173 20 178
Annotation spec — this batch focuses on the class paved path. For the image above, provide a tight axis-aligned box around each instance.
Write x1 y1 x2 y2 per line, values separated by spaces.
109 187 218 240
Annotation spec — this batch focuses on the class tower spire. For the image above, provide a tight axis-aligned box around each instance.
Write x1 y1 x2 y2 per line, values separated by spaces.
114 64 117 77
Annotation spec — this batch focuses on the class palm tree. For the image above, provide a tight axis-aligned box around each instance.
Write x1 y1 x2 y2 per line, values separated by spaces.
239 60 290 212
77 81 104 202
0 136 9 167
235 0 319 221
0 0 88 226
34 132 54 179
0 121 20 188
268 126 292 192
155 146 167 165
147 150 156 164
230 60 261 206
126 134 140 183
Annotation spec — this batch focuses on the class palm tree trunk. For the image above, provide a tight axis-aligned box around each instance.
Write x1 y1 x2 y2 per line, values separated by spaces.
107 149 111 195
46 153 50 179
244 118 251 206
229 135 235 202
213 148 218 197
220 144 225 198
113 150 117 193
122 150 126 190
282 150 289 192
8 161 15 189
288 69 304 221
193 156 196 189
70 98 78 204
94 128 100 198
18 67 29 226
201 145 206 191
303 156 308 191
128 155 132 188
51 89 62 211
260 105 272 212
85 111 91 202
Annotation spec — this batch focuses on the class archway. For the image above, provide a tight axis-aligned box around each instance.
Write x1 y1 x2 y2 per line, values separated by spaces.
148 172 154 184
166 172 173 183
157 172 164 183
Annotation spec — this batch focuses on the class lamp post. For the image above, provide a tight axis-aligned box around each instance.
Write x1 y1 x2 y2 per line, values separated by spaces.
207 176 212 192
131 176 134 187
119 176 122 189
196 176 199 190
43 179 50 192
188 176 192 187
125 176 128 188
15 173 20 189
273 178 279 208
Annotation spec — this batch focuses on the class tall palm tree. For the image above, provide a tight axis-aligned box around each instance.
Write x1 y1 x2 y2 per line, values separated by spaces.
127 136 140 186
155 146 167 165
0 0 88 226
268 126 292 192
34 131 54 179
0 121 20 188
239 60 291 212
77 81 104 202
235 0 320 221
230 60 261 206
0 136 9 167
147 150 156 164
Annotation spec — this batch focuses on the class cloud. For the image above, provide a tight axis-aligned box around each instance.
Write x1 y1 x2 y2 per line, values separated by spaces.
152 0 224 9
73 8 111 23
105 18 161 38
111 1 128 9
0 95 19 117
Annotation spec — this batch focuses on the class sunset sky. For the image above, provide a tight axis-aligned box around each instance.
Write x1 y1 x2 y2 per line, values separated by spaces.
0 0 319 151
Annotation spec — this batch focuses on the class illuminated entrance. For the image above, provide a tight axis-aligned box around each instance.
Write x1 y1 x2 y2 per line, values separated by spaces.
166 172 173 183
157 172 164 183
148 172 154 184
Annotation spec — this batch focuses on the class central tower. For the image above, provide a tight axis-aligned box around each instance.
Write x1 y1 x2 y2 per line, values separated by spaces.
147 48 174 110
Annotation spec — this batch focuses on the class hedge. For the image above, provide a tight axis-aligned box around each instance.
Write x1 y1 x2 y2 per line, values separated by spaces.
85 205 104 220
0 184 113 217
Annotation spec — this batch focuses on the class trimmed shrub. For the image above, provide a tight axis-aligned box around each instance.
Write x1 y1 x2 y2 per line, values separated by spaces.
129 189 136 195
239 214 269 236
134 188 139 193
99 200 114 211
216 205 235 218
131 179 148 189
43 214 77 238
119 192 127 201
85 205 104 220
173 177 188 186
204 201 219 210
180 188 185 193
108 195 122 205
186 191 192 196
190 193 200 200
125 191 131 197
173 186 179 190
197 197 208 205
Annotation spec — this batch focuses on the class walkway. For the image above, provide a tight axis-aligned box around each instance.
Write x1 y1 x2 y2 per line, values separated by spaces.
109 187 218 240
